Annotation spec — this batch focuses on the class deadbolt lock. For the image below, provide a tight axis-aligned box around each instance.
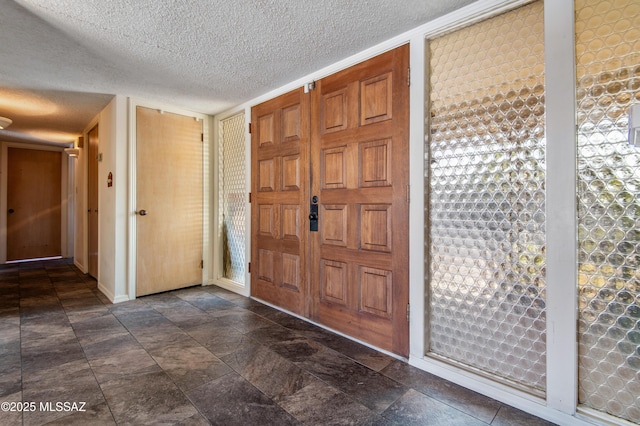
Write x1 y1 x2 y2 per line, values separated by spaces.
309 196 318 232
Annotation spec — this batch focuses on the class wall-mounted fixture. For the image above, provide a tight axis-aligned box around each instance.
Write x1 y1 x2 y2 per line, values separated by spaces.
64 147 80 158
0 116 12 129
629 104 640 148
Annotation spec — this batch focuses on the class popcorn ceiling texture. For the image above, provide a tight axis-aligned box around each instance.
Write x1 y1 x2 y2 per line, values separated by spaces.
0 0 473 143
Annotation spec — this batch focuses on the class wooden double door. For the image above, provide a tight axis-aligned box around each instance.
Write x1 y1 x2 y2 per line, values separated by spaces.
251 45 409 356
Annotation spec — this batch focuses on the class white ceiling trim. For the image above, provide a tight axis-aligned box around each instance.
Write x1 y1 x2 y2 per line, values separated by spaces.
215 0 531 118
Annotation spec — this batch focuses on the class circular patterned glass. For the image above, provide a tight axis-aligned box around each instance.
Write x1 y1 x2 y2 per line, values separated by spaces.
576 0 640 423
428 1 546 392
220 113 247 283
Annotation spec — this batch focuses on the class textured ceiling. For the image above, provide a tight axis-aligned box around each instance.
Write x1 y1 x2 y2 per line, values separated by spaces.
0 0 475 145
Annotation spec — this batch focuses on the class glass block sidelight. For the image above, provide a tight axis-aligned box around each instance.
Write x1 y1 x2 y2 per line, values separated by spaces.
219 113 246 284
426 1 547 392
575 0 640 422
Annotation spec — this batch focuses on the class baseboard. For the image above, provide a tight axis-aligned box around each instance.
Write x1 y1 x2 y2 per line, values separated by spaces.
206 279 250 297
97 281 130 304
112 294 130 304
73 259 87 274
409 355 597 426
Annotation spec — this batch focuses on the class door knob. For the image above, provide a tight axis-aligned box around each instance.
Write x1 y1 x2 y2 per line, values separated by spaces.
7 208 14 214
137 210 147 216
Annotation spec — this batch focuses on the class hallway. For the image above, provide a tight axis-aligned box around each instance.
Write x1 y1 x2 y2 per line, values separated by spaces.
0 259 554 425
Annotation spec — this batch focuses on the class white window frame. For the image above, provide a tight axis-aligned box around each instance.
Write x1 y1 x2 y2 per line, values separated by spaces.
211 108 251 296
410 1 585 424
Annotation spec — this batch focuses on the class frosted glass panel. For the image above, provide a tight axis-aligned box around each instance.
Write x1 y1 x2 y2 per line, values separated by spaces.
576 0 640 422
427 1 547 392
219 113 246 284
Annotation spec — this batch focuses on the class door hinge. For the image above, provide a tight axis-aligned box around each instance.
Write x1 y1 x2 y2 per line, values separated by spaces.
407 303 410 322
406 184 410 204
248 123 252 134
201 133 204 142
248 192 252 203
304 81 316 93
248 262 251 273
200 259 204 269
407 67 411 86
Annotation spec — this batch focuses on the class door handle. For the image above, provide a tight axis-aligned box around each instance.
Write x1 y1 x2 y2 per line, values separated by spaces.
7 208 14 214
309 196 318 232
137 210 147 216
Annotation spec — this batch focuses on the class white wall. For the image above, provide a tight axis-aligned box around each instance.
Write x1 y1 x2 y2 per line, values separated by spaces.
95 95 129 303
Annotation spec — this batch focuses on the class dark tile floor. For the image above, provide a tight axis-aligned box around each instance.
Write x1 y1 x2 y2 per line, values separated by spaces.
0 259 556 425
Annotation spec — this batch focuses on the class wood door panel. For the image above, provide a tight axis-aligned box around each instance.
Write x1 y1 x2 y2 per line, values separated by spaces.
257 249 275 282
320 259 348 305
317 302 393 343
282 155 301 191
7 148 62 261
360 71 393 125
320 204 347 247
258 114 275 146
136 107 203 296
258 159 276 191
360 139 392 187
321 146 347 189
321 88 349 133
281 205 301 240
251 88 309 317
316 123 394 153
257 144 301 159
319 246 392 272
320 187 393 204
282 104 301 142
311 45 409 356
360 266 393 319
258 204 275 237
281 253 301 291
360 204 392 252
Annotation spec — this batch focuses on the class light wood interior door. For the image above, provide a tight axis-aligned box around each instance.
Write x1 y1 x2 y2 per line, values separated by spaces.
251 88 310 316
87 124 99 278
7 148 62 261
310 45 410 356
136 107 203 296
